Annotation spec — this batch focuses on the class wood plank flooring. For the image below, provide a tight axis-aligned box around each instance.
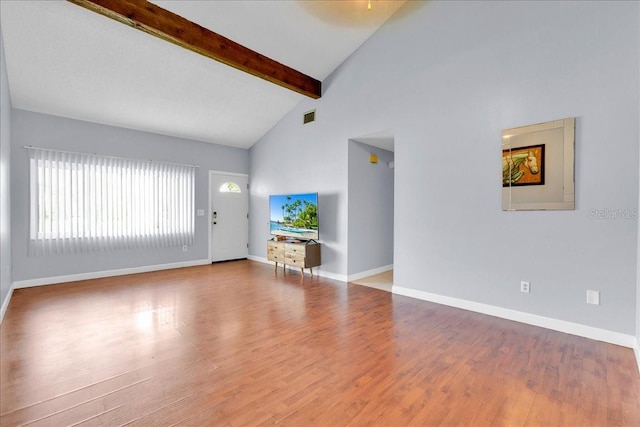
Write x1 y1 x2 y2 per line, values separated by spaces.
1 260 639 426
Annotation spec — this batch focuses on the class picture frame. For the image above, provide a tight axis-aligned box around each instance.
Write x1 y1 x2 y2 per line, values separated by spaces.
502 143 545 187
502 117 575 211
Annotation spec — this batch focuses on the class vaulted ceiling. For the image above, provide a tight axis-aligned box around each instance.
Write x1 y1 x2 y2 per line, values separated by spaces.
0 1 406 149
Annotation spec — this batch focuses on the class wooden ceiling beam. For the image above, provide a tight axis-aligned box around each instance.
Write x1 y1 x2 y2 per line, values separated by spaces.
68 0 322 99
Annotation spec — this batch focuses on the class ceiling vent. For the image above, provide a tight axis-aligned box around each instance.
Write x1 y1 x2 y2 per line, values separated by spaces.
303 109 316 124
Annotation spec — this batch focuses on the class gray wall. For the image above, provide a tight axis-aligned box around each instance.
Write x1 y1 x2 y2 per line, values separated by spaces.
637 2 640 361
347 140 393 275
11 109 248 282
0 26 12 311
250 1 639 334
249 110 349 276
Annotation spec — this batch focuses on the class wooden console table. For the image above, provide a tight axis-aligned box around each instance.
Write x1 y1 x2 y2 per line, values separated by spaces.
267 239 321 277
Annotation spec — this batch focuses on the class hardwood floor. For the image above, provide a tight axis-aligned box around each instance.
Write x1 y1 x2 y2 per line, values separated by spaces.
1 260 639 426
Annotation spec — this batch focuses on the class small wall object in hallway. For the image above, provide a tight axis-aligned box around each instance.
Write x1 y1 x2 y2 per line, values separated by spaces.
502 144 545 187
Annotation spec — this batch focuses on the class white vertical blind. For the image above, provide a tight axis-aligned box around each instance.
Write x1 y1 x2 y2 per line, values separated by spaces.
28 148 195 255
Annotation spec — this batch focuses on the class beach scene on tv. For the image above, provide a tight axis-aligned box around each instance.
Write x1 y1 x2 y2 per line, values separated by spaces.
270 193 318 239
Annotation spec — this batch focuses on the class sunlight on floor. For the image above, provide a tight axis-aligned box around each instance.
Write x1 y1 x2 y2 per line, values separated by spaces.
351 270 393 292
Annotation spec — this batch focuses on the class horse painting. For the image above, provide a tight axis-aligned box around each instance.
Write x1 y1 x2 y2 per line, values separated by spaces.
502 144 545 187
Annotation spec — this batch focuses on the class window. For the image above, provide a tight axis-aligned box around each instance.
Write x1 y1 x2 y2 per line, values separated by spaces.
219 181 241 193
28 148 195 255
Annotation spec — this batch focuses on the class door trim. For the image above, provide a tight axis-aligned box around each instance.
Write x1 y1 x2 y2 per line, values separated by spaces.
208 170 249 263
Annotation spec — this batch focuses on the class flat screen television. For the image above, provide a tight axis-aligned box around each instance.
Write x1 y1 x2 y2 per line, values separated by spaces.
269 193 318 240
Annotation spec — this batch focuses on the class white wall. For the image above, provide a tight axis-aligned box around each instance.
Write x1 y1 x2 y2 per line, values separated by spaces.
0 25 12 317
11 110 249 283
348 140 394 275
250 1 639 335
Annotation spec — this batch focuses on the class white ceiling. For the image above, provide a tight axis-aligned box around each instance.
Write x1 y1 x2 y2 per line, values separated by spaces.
0 1 406 149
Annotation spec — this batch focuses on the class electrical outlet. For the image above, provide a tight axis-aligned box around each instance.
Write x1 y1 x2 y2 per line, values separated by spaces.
182 245 188 252
586 290 600 305
520 281 530 293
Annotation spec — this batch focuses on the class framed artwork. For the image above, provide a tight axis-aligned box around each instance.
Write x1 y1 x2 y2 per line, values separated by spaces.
502 144 545 187
502 117 575 211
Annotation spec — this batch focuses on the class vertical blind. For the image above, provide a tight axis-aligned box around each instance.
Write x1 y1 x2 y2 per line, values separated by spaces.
28 147 196 256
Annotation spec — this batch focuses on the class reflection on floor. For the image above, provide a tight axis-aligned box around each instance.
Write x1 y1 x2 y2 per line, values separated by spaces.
351 270 393 292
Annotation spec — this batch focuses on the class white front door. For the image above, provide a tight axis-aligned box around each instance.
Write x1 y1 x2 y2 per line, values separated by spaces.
210 172 249 262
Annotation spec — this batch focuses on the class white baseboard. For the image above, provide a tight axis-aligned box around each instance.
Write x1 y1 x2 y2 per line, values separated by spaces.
0 285 14 324
12 259 211 289
248 255 348 282
247 255 268 264
347 264 393 282
315 270 348 282
634 338 640 374
392 285 636 349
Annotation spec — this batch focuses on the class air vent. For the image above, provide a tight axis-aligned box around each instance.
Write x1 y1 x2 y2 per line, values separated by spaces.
303 109 316 124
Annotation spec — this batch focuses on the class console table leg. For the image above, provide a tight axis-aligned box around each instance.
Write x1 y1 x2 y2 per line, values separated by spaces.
309 267 313 276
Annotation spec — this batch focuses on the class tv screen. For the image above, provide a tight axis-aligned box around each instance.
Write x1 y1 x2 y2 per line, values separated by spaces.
269 193 318 240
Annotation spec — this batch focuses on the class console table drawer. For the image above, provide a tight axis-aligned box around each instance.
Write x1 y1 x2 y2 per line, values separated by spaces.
268 253 284 262
285 253 305 264
284 243 304 254
268 243 284 252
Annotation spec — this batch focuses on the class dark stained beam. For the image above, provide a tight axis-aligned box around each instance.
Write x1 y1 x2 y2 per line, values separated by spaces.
67 0 322 99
